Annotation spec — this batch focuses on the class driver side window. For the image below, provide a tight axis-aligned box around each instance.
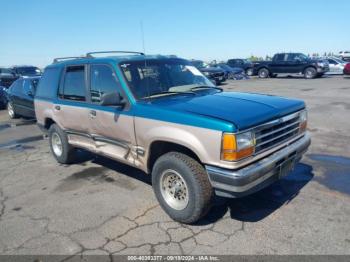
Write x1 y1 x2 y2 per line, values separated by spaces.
90 64 122 104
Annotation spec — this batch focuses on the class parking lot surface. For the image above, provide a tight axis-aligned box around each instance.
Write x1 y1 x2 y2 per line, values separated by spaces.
0 76 349 257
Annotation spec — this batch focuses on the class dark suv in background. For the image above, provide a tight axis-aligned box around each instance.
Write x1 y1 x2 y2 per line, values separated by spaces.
11 66 42 77
0 67 18 88
227 59 254 76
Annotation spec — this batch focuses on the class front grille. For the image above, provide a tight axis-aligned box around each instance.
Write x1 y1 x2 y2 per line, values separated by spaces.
254 112 301 154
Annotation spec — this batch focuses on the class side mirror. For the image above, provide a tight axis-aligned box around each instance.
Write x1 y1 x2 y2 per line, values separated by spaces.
100 92 125 107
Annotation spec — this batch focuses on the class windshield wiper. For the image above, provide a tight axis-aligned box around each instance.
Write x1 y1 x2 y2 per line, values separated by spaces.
146 90 196 98
190 86 223 92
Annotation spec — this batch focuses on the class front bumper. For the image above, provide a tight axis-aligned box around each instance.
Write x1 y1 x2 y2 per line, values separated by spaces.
206 132 311 198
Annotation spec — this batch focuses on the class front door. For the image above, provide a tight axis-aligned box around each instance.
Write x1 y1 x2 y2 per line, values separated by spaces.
87 64 136 166
21 79 36 118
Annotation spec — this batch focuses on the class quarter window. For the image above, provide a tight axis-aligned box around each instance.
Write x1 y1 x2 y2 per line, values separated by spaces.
60 66 86 101
90 64 121 104
36 67 61 99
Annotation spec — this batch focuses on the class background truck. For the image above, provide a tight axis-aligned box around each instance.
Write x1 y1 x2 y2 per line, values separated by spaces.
253 53 329 79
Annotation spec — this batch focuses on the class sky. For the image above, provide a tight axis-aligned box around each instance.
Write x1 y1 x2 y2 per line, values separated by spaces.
1 0 349 67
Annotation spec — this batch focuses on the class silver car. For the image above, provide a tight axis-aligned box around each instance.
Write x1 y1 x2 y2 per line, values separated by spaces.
324 57 347 74
339 51 350 60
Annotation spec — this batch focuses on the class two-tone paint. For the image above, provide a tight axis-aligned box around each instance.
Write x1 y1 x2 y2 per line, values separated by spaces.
35 55 309 195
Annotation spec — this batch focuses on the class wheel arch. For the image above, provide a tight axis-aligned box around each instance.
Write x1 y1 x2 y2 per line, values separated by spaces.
44 117 56 130
147 140 202 174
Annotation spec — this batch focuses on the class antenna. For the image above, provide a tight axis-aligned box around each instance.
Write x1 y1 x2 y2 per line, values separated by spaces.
140 21 146 55
140 20 151 102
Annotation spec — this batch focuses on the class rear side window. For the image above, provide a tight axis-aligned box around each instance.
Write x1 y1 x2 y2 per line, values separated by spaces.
36 67 61 99
90 64 121 104
274 54 285 61
59 66 86 101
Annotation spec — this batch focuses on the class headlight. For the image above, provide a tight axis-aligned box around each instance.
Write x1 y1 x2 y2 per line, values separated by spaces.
203 71 210 76
299 110 307 133
221 131 255 161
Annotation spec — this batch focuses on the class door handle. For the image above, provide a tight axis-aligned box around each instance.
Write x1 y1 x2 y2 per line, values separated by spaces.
89 110 97 118
55 105 61 111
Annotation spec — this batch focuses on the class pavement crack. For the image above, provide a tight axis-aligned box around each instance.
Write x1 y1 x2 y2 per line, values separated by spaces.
0 188 8 221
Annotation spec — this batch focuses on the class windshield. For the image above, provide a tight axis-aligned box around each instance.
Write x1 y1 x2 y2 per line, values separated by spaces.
16 67 41 76
120 58 215 99
0 68 13 74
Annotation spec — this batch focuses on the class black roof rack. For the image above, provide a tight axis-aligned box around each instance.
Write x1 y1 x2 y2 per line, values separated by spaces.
53 56 85 63
86 51 145 58
53 51 145 64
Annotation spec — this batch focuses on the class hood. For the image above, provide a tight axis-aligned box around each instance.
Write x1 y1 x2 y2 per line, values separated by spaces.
199 67 224 73
0 73 16 79
151 91 305 130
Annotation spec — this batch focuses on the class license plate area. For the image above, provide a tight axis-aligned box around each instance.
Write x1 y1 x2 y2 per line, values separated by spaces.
278 154 296 179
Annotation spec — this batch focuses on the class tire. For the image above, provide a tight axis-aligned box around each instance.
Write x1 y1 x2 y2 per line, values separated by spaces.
246 68 253 76
152 152 213 224
48 124 76 164
304 67 317 79
258 68 269 78
7 102 18 119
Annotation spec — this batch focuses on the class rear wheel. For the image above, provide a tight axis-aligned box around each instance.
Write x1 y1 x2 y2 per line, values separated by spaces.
49 124 76 164
152 152 213 224
304 67 317 79
258 68 269 78
7 102 18 119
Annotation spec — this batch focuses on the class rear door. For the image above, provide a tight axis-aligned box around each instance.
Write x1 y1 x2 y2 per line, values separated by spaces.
270 54 287 73
87 63 136 165
56 65 95 151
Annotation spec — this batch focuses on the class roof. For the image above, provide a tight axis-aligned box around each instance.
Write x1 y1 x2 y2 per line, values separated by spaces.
18 76 41 80
47 54 181 69
12 65 40 68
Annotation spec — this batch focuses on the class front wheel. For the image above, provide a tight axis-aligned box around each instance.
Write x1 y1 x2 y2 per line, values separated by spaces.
258 68 269 78
152 152 213 224
304 67 317 79
7 102 18 119
49 124 76 164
